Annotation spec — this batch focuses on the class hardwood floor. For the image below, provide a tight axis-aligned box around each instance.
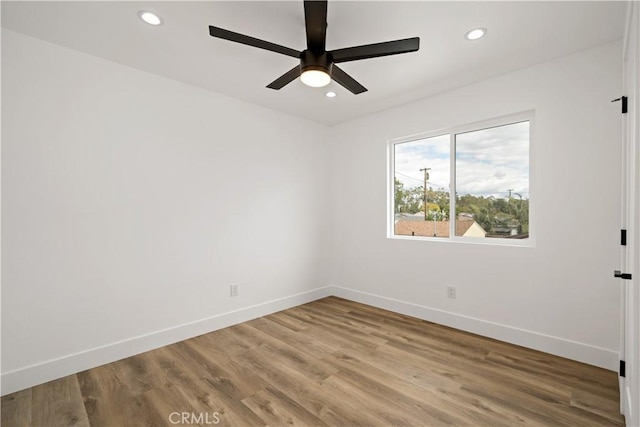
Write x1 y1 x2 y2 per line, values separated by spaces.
2 297 624 426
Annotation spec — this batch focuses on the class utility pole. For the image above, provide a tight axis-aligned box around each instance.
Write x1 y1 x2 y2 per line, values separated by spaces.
507 189 513 200
420 168 431 221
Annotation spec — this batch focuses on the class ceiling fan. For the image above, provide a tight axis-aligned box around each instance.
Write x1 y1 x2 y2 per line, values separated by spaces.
208 0 420 94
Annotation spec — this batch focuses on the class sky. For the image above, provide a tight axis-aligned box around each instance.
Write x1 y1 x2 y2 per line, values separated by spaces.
394 121 529 199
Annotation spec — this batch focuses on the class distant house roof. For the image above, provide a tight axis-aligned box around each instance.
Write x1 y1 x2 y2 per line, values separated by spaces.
394 219 486 238
394 213 425 222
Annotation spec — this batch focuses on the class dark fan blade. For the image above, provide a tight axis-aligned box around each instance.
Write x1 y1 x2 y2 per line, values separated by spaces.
331 65 367 94
304 0 327 52
267 66 301 90
331 37 420 63
209 26 300 58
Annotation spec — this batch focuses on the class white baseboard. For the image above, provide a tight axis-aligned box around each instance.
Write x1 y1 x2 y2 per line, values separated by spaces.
330 285 619 371
2 284 618 396
0 286 332 396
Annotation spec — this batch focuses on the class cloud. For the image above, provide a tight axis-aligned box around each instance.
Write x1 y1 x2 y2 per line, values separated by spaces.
394 121 529 199
456 121 529 198
395 134 450 190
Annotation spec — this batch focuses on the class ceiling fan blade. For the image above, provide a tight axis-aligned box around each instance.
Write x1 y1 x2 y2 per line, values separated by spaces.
331 37 420 63
304 0 327 52
331 65 367 95
266 66 301 90
209 26 300 58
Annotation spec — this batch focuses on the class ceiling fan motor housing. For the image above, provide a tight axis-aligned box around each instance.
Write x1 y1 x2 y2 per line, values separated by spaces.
300 50 333 75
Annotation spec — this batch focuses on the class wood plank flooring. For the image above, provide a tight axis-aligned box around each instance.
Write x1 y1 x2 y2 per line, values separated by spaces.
1 297 625 426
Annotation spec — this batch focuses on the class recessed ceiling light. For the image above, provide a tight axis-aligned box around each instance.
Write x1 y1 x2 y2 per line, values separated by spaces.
138 11 163 26
325 91 337 98
465 27 486 41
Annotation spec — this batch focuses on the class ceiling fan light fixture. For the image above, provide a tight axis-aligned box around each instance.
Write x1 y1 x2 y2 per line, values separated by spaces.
138 11 163 26
300 69 331 88
465 27 486 41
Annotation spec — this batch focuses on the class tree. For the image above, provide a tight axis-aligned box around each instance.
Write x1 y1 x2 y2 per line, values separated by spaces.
394 178 405 213
394 179 421 214
455 193 529 235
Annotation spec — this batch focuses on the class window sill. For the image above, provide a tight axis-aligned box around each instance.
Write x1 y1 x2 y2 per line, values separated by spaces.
388 234 536 248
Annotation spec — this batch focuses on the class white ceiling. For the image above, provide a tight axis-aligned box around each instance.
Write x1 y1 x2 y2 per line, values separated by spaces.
2 1 627 126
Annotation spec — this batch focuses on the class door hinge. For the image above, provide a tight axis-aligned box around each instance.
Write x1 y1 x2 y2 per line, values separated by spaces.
615 270 633 280
621 229 627 246
612 96 628 114
620 360 626 377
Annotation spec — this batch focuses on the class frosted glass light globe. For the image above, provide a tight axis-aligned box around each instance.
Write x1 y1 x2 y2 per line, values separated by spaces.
300 70 331 87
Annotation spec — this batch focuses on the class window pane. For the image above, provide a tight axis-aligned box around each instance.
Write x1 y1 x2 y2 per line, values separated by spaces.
394 134 450 238
455 121 529 238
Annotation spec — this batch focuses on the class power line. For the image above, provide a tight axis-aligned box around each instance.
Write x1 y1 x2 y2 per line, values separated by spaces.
396 172 448 190
395 171 423 183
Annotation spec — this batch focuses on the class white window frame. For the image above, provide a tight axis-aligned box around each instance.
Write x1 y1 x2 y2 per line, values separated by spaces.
388 111 535 247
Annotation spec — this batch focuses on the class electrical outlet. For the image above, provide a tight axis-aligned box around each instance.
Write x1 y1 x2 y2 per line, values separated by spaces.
447 286 456 299
230 284 239 297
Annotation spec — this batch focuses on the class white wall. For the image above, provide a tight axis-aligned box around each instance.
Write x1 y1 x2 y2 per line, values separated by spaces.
1 30 331 393
328 41 623 368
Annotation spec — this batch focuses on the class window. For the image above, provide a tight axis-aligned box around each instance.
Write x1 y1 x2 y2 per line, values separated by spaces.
390 112 532 243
